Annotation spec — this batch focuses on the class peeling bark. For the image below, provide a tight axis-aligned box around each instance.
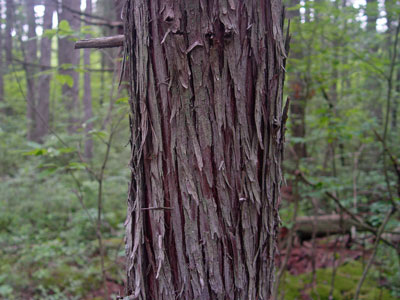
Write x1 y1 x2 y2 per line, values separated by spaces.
123 0 287 299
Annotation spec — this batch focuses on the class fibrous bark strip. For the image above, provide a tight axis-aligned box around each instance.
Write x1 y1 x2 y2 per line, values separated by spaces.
123 0 287 299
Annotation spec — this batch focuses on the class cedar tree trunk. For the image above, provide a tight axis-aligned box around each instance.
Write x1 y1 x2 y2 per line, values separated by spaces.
123 0 288 299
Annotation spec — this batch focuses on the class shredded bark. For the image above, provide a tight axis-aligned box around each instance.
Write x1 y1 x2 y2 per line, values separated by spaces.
123 0 287 299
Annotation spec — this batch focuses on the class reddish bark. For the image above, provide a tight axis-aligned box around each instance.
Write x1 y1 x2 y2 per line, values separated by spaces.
123 0 288 299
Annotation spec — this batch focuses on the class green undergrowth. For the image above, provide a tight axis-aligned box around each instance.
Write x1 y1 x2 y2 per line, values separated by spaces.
278 260 398 300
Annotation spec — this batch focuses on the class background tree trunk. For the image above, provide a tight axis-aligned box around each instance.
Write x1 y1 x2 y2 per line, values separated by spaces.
287 0 307 159
366 0 378 33
83 0 93 159
0 0 3 104
5 0 13 65
36 0 55 142
25 0 38 141
123 0 287 299
58 0 81 133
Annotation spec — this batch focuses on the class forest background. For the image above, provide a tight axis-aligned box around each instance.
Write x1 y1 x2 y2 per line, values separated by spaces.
0 0 399 299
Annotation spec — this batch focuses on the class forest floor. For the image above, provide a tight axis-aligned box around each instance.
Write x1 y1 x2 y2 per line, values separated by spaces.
275 235 397 300
82 235 397 300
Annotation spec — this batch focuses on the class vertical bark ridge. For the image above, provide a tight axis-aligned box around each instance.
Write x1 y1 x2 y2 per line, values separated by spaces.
123 0 287 298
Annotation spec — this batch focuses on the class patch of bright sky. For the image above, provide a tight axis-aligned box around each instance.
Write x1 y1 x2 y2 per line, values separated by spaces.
28 0 389 36
34 0 88 35
352 0 387 31
298 0 387 32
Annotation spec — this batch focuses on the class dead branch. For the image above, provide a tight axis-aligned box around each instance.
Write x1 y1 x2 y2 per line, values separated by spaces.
75 35 124 49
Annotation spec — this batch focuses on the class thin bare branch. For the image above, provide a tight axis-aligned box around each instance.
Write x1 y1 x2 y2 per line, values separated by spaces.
75 35 124 49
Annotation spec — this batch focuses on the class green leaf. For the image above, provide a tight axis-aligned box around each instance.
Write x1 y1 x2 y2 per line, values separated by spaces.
58 20 73 35
43 29 57 39
56 74 74 87
115 96 130 104
88 130 108 140
22 148 48 156
67 162 87 170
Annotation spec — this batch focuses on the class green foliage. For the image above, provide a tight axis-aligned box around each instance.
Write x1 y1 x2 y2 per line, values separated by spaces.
0 17 129 297
279 261 398 300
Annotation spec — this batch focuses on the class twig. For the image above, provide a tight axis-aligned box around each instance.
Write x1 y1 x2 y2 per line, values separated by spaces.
141 207 173 211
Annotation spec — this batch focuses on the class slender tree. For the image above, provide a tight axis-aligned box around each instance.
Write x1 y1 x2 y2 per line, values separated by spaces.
5 0 13 65
123 0 288 299
0 0 3 104
365 0 382 124
287 0 308 159
25 0 38 141
385 0 398 130
366 0 378 33
58 0 81 133
36 0 55 141
83 0 93 159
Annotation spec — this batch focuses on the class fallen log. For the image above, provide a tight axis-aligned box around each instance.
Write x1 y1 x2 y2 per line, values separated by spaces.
294 214 363 241
288 214 400 246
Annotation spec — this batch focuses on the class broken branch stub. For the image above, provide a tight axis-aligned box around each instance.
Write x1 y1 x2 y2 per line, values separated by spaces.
74 35 124 49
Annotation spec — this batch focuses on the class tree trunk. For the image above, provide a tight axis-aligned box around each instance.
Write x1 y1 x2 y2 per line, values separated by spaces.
287 0 307 159
0 0 4 104
394 68 399 130
83 0 93 159
25 0 38 141
5 0 13 65
58 0 81 133
36 0 55 142
386 0 398 130
366 0 378 33
123 0 287 299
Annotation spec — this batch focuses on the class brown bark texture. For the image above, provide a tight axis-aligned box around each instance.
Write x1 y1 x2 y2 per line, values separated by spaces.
36 0 55 141
123 0 288 299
